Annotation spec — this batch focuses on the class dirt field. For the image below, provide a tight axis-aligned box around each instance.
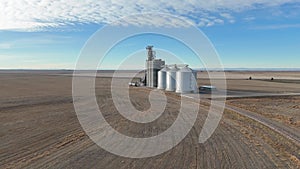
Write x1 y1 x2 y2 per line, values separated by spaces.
197 71 300 93
198 71 300 80
227 96 300 129
0 71 300 168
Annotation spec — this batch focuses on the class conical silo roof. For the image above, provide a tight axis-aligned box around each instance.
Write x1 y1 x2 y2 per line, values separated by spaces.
160 66 170 72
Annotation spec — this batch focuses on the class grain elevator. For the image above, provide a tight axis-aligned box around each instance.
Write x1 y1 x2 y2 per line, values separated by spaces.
144 46 198 93
145 46 165 87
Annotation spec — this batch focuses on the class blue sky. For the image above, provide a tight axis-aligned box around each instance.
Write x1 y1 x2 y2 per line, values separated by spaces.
0 1 299 69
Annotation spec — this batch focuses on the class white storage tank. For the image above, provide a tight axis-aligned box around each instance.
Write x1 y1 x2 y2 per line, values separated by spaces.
175 66 198 93
157 66 169 90
176 66 193 93
192 70 198 93
166 65 179 91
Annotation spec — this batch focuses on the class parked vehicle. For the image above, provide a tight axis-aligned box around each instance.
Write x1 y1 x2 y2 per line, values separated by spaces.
199 85 217 93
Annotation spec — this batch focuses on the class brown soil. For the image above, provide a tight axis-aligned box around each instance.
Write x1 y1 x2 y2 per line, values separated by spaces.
0 72 299 168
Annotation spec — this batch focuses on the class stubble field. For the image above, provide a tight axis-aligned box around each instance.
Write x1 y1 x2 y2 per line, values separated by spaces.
0 71 299 169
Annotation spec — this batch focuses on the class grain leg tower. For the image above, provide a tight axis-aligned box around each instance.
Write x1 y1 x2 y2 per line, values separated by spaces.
146 46 165 87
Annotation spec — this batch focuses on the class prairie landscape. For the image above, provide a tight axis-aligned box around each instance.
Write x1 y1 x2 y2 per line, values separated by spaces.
0 70 299 169
2 0 300 169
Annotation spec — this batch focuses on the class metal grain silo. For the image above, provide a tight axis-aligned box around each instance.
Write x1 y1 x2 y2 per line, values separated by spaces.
157 66 169 90
165 65 179 91
176 66 193 93
192 70 198 93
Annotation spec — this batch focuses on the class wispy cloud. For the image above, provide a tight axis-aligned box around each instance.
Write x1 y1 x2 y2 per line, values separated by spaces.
0 54 14 60
243 16 256 22
0 0 299 31
0 35 72 49
0 43 13 49
250 23 300 30
220 13 235 23
0 53 75 69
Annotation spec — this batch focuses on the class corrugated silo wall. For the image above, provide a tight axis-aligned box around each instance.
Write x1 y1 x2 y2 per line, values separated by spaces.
192 71 198 93
146 68 160 87
152 68 160 87
157 69 167 89
146 60 165 88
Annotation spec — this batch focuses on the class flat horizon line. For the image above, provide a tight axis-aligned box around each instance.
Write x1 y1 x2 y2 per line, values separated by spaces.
0 68 300 72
